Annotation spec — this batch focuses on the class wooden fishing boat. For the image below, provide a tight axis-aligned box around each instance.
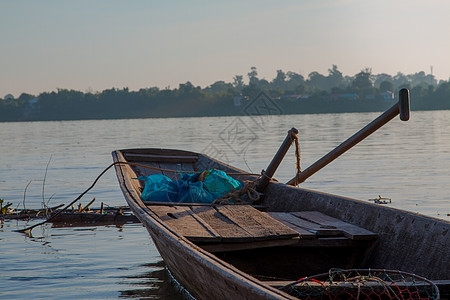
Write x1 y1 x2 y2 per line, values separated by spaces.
112 91 449 299
112 148 449 299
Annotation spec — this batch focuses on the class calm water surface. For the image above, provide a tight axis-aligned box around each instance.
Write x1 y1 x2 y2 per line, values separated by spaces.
1 111 449 299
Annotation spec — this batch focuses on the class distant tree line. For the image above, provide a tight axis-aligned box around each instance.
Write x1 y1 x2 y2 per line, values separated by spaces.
1 65 449 122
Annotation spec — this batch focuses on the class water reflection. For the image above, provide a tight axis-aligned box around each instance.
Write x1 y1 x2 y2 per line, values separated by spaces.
119 261 185 300
1 220 182 299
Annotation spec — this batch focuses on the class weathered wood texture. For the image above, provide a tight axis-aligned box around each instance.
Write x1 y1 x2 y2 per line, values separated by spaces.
216 205 298 240
291 211 377 240
148 206 220 242
190 206 253 242
148 205 298 245
269 211 378 240
147 204 377 254
268 212 339 237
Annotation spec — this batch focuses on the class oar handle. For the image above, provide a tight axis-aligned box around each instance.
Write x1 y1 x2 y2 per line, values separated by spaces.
287 89 410 186
399 88 410 121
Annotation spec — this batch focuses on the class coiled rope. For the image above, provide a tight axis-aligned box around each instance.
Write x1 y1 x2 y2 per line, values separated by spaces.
213 180 260 205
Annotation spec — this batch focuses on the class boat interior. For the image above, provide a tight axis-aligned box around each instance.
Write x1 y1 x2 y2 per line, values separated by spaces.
116 148 380 282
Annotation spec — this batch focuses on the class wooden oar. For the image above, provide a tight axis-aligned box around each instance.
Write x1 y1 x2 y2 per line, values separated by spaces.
256 128 299 192
287 88 410 186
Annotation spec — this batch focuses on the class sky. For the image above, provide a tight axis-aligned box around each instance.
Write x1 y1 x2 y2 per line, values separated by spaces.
1 0 450 97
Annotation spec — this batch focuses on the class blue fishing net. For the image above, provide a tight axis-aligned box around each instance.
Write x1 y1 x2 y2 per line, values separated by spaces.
138 174 179 202
138 169 243 203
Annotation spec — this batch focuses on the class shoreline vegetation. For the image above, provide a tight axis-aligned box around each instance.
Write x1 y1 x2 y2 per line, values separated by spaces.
1 66 449 122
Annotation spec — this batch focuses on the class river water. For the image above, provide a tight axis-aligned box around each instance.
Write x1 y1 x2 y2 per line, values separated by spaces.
1 111 449 299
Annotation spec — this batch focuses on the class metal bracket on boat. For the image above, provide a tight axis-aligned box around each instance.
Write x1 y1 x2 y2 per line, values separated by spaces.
287 88 410 186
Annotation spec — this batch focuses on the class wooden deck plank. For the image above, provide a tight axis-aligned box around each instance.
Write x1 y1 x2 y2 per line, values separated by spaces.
147 205 375 252
269 212 343 236
266 212 316 239
293 211 378 240
191 206 253 242
148 206 221 243
216 205 299 240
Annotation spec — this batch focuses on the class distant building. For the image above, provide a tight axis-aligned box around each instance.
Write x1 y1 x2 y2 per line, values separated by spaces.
380 91 395 101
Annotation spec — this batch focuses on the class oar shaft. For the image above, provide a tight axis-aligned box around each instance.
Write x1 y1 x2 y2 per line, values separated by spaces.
287 89 409 186
257 128 298 191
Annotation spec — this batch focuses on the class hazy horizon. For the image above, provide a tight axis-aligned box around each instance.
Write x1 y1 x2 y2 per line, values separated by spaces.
2 0 450 98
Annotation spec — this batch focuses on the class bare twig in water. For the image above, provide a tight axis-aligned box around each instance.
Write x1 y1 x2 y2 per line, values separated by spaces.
16 161 119 234
45 193 56 217
243 151 254 174
23 180 33 211
42 155 52 214
81 198 96 212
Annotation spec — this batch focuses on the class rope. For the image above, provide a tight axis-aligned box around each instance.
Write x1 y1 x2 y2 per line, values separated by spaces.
215 128 303 203
213 179 260 205
292 131 302 175
290 130 302 186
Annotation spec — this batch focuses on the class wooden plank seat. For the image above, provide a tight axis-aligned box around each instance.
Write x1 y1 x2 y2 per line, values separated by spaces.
269 211 378 241
148 205 299 243
147 205 377 252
